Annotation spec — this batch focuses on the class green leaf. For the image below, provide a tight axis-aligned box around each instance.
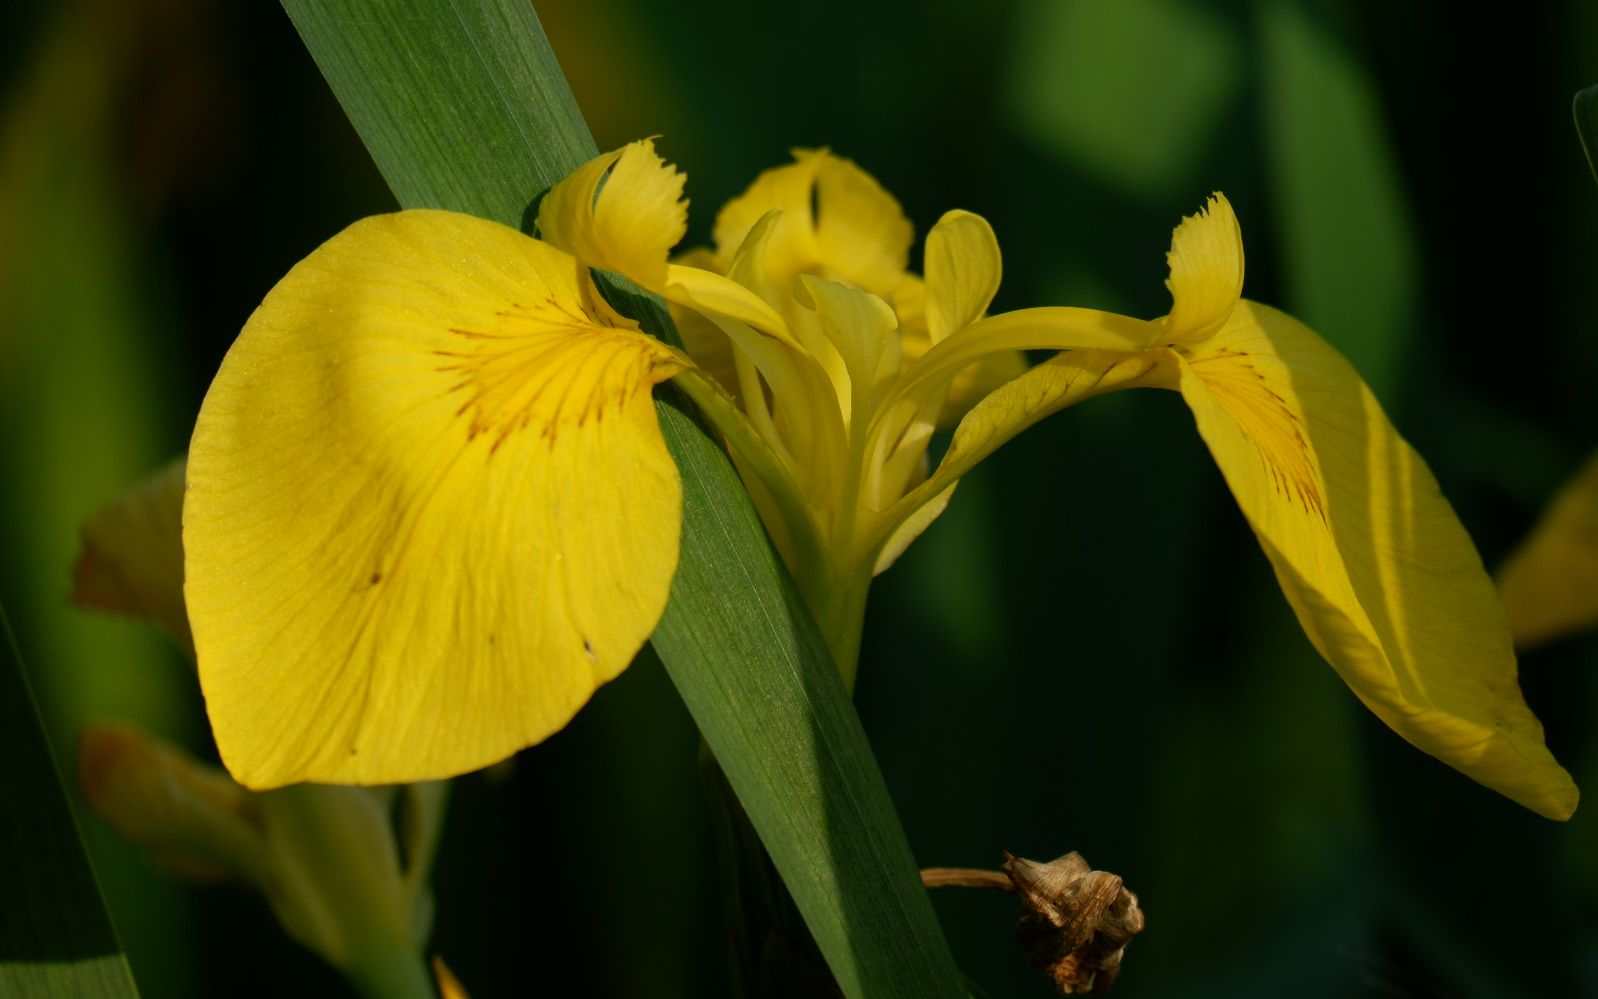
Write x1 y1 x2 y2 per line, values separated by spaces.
0 605 139 997
1005 0 1242 201
1258 0 1418 400
277 3 964 995
1576 84 1598 187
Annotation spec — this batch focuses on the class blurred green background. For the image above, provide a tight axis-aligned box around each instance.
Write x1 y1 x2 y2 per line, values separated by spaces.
3 0 1597 995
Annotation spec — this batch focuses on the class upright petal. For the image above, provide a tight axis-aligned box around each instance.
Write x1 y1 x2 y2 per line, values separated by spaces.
800 274 901 426
1162 193 1244 341
711 149 913 293
919 209 1025 426
535 139 687 290
810 151 914 292
924 210 1002 342
186 210 684 789
1175 302 1576 819
1497 450 1598 648
711 153 822 282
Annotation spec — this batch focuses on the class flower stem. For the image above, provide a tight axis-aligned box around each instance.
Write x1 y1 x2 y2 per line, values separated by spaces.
343 935 437 999
806 563 873 690
920 866 1013 891
257 785 437 998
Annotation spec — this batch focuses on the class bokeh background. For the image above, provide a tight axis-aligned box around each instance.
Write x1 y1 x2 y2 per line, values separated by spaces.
3 0 1597 995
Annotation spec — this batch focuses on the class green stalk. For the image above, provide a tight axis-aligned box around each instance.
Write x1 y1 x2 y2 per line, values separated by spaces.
281 4 967 994
343 939 435 999
806 566 874 692
258 786 435 999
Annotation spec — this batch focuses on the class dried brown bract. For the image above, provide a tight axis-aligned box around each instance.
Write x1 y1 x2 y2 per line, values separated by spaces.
1004 852 1144 994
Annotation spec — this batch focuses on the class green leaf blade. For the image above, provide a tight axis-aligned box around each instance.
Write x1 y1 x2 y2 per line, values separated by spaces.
278 3 964 995
1258 0 1418 401
0 606 140 998
1575 84 1598 186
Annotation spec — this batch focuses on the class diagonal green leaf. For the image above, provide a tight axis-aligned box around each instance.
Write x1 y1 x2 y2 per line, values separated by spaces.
1576 84 1598 187
277 3 964 995
0 605 140 998
1258 0 1418 401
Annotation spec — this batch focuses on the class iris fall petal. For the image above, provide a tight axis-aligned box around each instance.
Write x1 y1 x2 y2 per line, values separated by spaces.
1176 302 1577 819
1497 451 1598 649
185 210 683 788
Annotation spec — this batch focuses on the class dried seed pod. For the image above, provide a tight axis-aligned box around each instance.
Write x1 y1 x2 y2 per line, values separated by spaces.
1003 852 1144 994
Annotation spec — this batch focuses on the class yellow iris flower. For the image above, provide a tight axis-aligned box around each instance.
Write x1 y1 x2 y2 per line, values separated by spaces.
1498 452 1598 648
185 140 1576 820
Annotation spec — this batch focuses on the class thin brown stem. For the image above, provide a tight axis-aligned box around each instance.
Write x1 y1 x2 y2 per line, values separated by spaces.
919 867 1014 892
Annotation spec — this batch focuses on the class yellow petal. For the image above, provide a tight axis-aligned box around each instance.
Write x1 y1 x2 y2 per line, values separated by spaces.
672 211 850 500
861 309 1161 569
670 365 822 569
810 151 914 292
433 957 470 999
1163 193 1244 341
1176 301 1576 819
1498 450 1598 648
664 261 791 346
667 247 741 393
867 348 1163 567
873 483 955 575
924 210 1001 342
185 210 684 789
535 139 686 290
73 458 192 654
799 273 900 426
711 149 913 293
711 154 821 280
670 297 740 395
916 208 1026 427
891 306 1157 416
936 349 1030 430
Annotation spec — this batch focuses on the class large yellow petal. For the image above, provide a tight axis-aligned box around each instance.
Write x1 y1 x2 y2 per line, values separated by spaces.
1498 450 1598 648
1176 301 1576 819
711 153 821 282
711 149 913 293
534 139 686 291
185 210 683 789
810 151 914 292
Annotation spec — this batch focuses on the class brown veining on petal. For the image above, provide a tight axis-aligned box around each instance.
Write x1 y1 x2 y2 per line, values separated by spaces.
1185 345 1326 523
434 302 680 450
